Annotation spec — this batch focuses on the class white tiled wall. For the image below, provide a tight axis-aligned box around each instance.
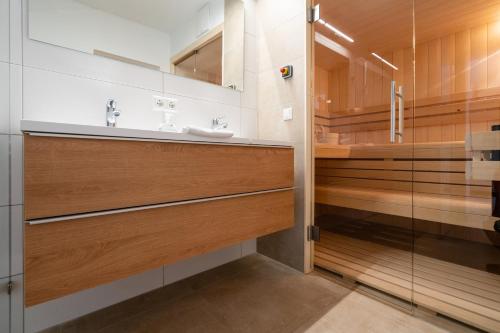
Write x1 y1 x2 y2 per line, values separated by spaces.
1 0 260 331
0 206 9 279
2 0 26 331
255 0 309 271
20 0 255 136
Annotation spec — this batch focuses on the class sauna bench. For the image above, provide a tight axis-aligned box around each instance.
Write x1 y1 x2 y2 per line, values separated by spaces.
315 141 497 231
21 120 295 307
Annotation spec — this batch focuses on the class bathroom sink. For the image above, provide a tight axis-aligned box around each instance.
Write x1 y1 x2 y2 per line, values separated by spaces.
182 126 234 138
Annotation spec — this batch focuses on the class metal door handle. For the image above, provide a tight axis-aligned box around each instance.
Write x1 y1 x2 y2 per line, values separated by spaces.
390 81 396 143
390 81 404 144
397 86 404 144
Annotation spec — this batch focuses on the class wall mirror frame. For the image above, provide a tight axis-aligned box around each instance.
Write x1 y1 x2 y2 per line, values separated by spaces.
28 0 246 91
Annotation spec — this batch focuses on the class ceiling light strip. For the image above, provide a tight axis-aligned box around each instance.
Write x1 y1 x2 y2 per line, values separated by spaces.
318 19 354 43
371 52 398 70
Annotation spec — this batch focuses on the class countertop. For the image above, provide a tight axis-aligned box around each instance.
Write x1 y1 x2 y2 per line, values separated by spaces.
20 120 292 147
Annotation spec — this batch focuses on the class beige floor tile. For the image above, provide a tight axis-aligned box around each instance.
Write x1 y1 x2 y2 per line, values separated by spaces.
47 254 479 333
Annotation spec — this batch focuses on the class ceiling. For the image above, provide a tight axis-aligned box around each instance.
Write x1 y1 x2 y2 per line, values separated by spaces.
77 0 211 33
315 0 500 57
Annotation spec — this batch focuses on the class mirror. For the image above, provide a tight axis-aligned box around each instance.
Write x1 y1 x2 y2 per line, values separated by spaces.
28 0 245 91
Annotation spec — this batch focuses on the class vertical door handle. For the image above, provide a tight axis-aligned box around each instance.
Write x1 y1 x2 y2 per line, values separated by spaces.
397 86 404 143
390 81 396 143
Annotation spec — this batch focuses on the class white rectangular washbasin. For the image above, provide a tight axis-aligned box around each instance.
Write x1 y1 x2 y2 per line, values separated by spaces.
182 126 234 138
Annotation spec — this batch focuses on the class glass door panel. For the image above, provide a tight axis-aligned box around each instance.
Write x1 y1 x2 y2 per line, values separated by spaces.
312 0 415 310
414 1 500 331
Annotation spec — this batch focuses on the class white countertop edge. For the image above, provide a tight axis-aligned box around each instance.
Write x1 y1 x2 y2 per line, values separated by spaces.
20 120 292 147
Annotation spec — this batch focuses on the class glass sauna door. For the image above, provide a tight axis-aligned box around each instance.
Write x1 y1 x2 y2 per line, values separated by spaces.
312 0 415 310
412 1 500 331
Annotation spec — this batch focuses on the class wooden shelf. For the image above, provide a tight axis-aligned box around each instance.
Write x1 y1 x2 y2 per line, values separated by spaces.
315 231 500 333
316 141 468 159
316 185 496 231
315 140 496 231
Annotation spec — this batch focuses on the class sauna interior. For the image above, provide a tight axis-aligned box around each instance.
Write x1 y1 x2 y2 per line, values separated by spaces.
313 0 500 332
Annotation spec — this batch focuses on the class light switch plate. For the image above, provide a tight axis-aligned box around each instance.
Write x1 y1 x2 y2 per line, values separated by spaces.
283 107 293 121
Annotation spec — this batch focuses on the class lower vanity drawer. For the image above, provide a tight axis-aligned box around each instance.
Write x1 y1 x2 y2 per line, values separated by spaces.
24 190 294 307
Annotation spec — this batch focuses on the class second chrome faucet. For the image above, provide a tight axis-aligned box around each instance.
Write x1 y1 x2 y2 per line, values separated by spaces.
106 99 121 127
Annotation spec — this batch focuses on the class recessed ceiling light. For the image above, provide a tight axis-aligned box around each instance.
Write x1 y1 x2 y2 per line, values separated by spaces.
318 19 354 43
371 52 398 70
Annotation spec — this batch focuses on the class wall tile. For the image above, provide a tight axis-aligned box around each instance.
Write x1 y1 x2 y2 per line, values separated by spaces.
255 0 304 35
258 57 306 143
23 67 163 131
167 93 242 136
11 274 24 333
244 0 257 36
257 12 305 73
241 70 257 109
0 277 10 333
163 72 241 107
10 0 22 64
241 239 257 256
10 63 22 134
0 135 9 206
0 62 9 134
10 205 22 276
0 0 8 63
255 0 307 272
244 33 257 74
240 107 258 139
164 243 242 285
10 134 22 206
25 268 163 333
0 206 9 278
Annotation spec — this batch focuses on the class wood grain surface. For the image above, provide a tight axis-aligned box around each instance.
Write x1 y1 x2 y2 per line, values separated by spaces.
24 135 294 220
25 190 294 306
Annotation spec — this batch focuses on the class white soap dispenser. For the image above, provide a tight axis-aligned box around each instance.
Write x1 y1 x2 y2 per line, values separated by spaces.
153 96 178 132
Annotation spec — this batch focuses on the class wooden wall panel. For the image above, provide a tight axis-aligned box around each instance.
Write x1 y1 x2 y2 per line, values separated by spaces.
441 34 456 96
393 49 405 89
427 39 442 98
25 190 294 306
381 53 394 105
314 20 500 144
415 43 429 100
470 25 488 91
24 136 294 220
487 21 500 88
455 30 471 93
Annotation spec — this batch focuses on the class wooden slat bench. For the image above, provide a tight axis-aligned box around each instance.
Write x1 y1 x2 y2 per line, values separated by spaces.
315 141 496 231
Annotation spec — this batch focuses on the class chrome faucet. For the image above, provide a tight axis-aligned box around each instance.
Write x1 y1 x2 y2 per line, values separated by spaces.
106 99 121 127
212 116 228 130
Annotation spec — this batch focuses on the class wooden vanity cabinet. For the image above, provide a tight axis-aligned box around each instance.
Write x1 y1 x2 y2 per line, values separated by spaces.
24 135 294 220
23 134 295 307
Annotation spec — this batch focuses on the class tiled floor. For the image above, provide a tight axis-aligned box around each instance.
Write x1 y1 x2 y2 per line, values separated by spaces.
43 254 479 333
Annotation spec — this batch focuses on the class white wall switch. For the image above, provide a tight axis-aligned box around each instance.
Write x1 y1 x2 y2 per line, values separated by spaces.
283 107 293 121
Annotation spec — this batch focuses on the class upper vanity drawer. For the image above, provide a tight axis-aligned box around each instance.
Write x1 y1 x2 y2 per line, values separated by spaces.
24 135 294 220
